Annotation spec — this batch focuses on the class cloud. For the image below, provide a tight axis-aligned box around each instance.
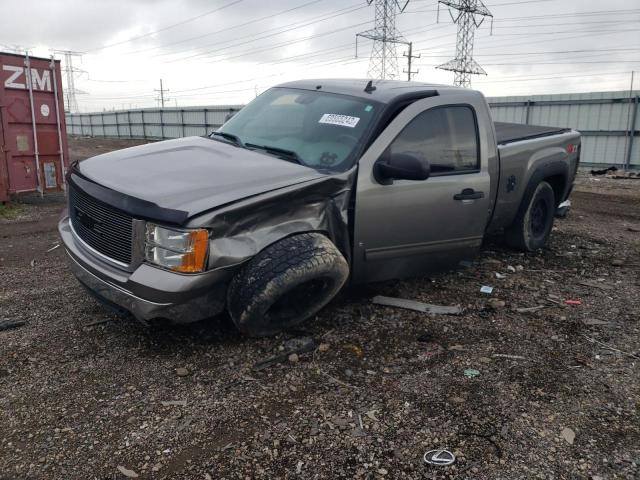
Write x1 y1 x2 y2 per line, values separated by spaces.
2 0 638 110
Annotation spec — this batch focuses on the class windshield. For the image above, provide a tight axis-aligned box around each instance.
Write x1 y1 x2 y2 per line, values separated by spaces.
213 87 380 171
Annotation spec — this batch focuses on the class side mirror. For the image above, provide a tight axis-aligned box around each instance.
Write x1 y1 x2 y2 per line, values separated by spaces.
374 151 431 183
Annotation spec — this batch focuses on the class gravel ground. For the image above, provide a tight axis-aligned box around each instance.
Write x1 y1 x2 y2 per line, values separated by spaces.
0 138 639 479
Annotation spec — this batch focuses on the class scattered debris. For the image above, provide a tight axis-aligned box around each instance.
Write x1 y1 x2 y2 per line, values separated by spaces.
581 318 610 326
515 306 546 314
365 409 379 421
288 353 299 364
0 320 26 332
318 343 330 352
561 427 576 445
610 259 624 267
253 337 317 371
495 272 506 279
423 449 456 466
372 296 462 315
175 367 190 377
506 265 516 273
582 335 640 360
283 337 316 353
29 259 36 267
161 400 187 407
564 300 582 306
480 285 494 294
487 298 506 310
556 199 572 218
492 354 527 360
117 465 139 478
46 243 60 253
464 368 481 378
345 344 363 358
578 280 614 291
590 166 617 176
627 226 640 233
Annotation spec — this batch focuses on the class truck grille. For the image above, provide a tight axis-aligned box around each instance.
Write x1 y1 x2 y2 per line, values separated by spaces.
69 185 134 265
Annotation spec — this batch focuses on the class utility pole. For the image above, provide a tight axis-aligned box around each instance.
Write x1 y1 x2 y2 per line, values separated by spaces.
623 70 636 170
154 79 169 108
436 0 493 88
356 1 411 80
51 50 85 112
403 42 420 81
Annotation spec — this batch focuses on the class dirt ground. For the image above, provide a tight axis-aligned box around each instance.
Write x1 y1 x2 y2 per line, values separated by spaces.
1 137 639 479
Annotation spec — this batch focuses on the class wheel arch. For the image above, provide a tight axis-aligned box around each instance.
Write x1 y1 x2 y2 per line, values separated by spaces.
522 161 568 212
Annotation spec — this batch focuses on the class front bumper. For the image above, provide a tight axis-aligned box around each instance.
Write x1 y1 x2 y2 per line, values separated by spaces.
59 215 231 323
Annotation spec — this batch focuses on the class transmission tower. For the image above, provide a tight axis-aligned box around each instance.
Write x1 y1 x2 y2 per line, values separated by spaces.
154 79 170 108
51 50 85 112
437 0 493 88
356 0 410 80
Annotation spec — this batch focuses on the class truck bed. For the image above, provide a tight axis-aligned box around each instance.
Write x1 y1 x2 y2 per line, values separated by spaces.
494 121 570 145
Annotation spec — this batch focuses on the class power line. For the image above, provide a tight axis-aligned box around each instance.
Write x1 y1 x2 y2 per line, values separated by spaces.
160 6 371 64
474 70 632 83
81 19 637 102
84 0 244 53
124 0 341 56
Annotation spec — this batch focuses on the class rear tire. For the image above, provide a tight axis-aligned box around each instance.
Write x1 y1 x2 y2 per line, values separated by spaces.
506 181 556 252
227 233 349 337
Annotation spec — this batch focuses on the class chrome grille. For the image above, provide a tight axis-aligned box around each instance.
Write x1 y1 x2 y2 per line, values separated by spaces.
69 185 133 265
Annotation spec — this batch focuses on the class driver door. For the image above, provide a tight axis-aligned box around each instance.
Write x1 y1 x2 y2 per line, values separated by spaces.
352 94 494 284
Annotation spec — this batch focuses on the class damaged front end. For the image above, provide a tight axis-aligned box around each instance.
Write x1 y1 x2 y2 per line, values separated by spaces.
59 166 356 325
189 168 356 271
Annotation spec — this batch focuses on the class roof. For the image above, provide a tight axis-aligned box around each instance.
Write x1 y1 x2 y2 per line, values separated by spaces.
0 51 60 63
275 78 466 104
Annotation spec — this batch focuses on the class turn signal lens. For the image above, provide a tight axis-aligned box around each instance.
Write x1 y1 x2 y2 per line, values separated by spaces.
145 224 209 273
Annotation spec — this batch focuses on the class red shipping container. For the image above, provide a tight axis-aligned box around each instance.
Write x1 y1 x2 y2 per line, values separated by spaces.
0 52 69 202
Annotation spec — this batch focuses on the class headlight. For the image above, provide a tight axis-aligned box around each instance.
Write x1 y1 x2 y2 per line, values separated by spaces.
145 224 209 273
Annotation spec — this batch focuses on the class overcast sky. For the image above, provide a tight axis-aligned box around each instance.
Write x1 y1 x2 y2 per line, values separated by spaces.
2 0 639 111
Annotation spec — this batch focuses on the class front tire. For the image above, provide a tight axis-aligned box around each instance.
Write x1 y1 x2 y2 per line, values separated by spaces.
227 233 349 337
506 181 556 252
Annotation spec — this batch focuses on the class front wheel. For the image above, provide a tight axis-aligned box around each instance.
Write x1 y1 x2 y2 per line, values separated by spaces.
227 233 349 337
505 181 556 252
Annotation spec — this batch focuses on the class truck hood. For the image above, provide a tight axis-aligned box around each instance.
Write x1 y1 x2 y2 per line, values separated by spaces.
76 136 326 217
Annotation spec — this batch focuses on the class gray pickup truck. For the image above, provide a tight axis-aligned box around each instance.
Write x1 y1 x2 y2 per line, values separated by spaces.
59 79 580 336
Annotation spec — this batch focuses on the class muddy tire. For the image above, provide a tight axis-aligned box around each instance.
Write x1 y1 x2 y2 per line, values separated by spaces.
505 181 556 252
227 233 349 337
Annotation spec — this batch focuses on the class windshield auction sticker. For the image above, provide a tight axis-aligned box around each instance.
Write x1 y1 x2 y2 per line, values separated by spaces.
319 114 360 128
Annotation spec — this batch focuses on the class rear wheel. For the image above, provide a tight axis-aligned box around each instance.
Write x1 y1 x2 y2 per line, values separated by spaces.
506 181 556 251
227 233 349 337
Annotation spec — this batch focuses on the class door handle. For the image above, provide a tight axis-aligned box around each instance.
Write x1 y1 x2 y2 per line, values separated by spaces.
454 188 484 201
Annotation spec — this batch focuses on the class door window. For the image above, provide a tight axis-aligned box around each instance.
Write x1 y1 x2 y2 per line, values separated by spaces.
387 105 479 175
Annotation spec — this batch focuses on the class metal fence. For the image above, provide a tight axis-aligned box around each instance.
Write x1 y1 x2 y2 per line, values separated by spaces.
66 90 640 168
487 90 639 169
65 106 243 140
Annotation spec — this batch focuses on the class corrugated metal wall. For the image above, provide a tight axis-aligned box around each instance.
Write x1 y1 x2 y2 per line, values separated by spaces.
487 90 639 169
67 106 242 141
66 91 640 168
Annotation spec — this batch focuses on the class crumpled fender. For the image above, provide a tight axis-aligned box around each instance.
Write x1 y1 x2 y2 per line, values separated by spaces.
186 168 357 272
